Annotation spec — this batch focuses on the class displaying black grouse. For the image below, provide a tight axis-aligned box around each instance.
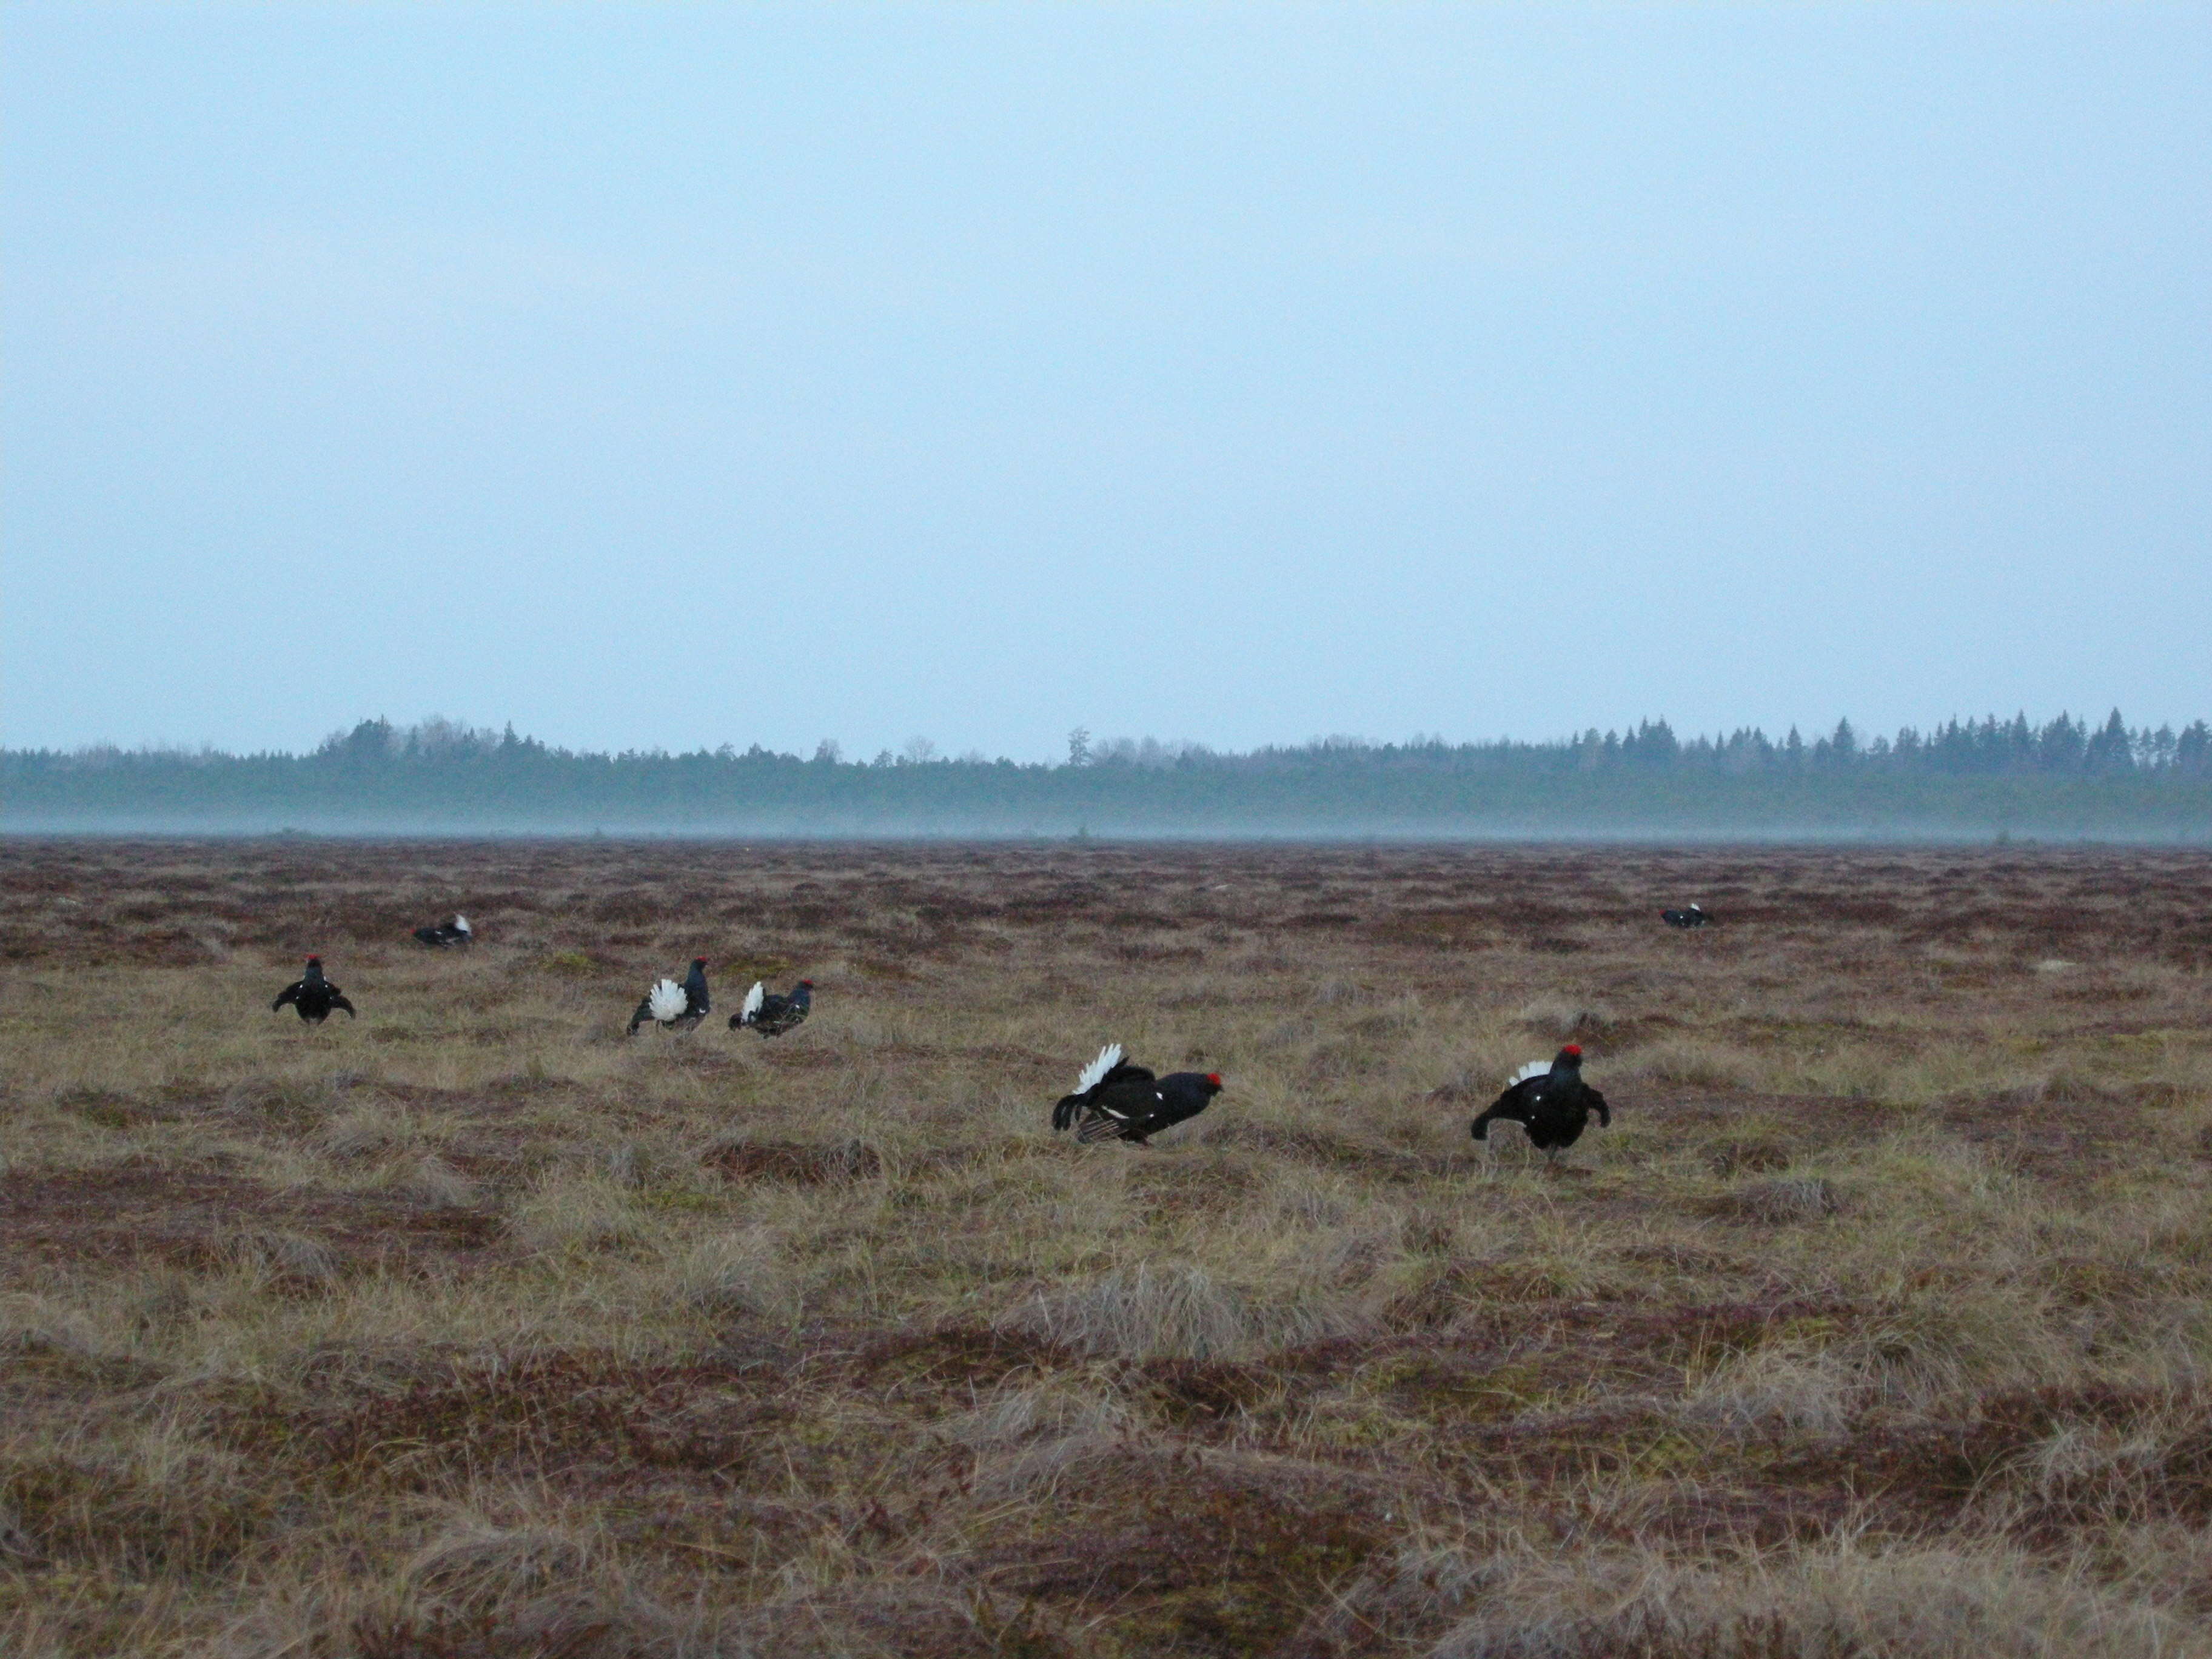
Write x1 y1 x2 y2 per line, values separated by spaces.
272 956 357 1024
629 958 710 1034
1471 1044 1610 1164
731 979 813 1037
412 914 474 948
1051 1043 1224 1146
1661 904 1709 928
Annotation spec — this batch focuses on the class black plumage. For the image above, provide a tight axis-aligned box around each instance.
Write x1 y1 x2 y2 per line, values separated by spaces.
1471 1044 1610 1163
1661 904 1709 928
629 957 711 1034
731 979 814 1037
272 956 357 1024
1114 1071 1224 1145
1052 1047 1157 1134
1052 1043 1224 1146
413 914 474 948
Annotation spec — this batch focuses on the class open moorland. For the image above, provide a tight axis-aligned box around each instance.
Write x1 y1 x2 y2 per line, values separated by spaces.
3 838 2212 1658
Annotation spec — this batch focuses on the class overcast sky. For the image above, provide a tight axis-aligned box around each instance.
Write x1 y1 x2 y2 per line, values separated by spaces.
5 4 2207 760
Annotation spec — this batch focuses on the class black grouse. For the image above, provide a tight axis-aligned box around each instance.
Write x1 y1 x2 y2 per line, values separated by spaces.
731 978 813 1037
1661 903 1709 929
1471 1044 1610 1164
629 957 710 1034
272 956 357 1024
413 914 474 948
1051 1042 1224 1147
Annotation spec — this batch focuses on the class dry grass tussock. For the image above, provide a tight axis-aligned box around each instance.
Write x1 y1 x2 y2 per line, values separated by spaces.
2 839 2210 1656
1419 1540 2194 1658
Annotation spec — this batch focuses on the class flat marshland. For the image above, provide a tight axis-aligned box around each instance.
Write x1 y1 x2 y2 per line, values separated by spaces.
4 841 2212 1658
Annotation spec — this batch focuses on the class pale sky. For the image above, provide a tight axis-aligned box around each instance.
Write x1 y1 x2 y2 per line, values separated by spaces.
5 4 2208 760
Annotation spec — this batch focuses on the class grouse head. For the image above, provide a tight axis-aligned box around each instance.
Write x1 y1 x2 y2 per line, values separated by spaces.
1553 1044 1584 1071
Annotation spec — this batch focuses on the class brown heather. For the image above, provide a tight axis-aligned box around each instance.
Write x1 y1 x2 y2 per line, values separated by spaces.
2 838 2211 1657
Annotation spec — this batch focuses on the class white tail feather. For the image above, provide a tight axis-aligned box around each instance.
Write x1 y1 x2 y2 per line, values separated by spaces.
647 979 688 1022
1075 1042 1124 1094
740 981 765 1022
1509 1060 1550 1086
452 914 471 934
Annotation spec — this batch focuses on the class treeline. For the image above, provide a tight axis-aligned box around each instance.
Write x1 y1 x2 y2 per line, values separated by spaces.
5 711 2210 839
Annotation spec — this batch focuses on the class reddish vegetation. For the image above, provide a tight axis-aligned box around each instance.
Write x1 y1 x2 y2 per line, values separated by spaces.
1 839 2209 1655
704 1138 885 1185
1 1162 501 1276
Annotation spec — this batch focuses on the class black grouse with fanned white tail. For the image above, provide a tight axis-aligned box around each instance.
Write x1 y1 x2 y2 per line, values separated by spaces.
731 979 813 1037
1471 1044 1609 1162
1661 904 1709 928
413 914 474 949
629 958 710 1034
272 956 357 1024
1051 1042 1223 1146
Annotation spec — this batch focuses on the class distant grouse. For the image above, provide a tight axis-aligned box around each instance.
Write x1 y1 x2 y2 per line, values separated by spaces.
628 957 710 1034
413 914 474 949
1051 1042 1223 1147
1471 1044 1609 1164
1661 904 1709 929
272 956 357 1024
731 979 813 1037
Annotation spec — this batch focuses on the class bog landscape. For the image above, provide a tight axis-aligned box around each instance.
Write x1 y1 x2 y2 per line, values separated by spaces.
4 837 2211 1658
